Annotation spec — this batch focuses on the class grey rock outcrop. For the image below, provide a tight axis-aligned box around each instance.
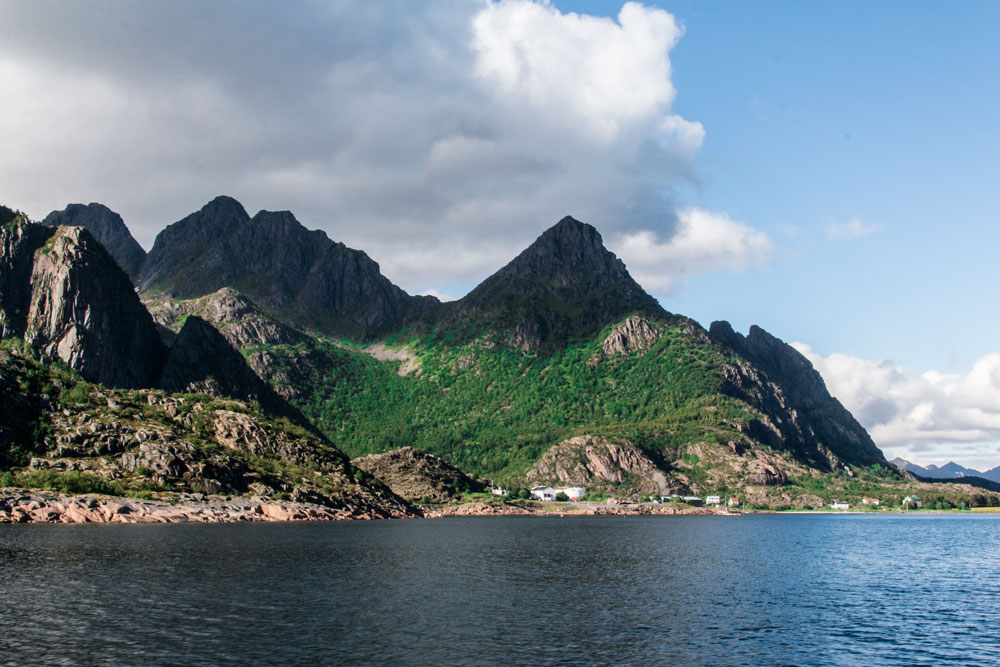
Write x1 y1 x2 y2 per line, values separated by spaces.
138 196 438 340
42 203 146 282
525 435 683 495
352 446 485 502
145 287 308 349
600 316 660 357
0 221 164 388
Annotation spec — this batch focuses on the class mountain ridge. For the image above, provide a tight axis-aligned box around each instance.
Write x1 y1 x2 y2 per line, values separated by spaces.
3 195 935 511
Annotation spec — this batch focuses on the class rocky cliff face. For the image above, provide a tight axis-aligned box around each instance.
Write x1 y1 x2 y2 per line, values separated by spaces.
138 196 438 340
709 321 886 470
434 216 668 350
42 203 147 283
0 215 52 338
0 221 164 388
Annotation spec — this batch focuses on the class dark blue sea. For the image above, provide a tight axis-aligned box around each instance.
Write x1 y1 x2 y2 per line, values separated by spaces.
3 514 999 666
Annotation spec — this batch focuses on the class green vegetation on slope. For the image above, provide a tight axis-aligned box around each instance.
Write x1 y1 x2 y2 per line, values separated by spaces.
249 316 760 482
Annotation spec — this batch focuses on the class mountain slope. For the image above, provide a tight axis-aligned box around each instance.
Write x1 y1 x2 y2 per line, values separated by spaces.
42 203 146 282
709 321 884 470
137 196 438 340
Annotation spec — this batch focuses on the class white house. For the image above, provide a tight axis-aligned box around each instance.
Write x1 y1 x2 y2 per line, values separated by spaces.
861 497 880 506
728 497 740 507
831 501 849 510
530 486 556 501
491 487 508 497
555 487 586 501
705 495 721 506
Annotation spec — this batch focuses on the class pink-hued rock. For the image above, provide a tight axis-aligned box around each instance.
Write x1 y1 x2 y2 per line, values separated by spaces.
0 489 389 524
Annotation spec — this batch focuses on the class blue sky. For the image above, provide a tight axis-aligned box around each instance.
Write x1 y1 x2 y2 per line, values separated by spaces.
563 0 1000 371
2 1 998 467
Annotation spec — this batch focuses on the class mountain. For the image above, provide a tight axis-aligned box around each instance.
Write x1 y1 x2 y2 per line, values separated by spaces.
42 203 147 282
11 197 964 512
137 196 438 340
431 216 667 350
891 457 1000 482
132 210 894 501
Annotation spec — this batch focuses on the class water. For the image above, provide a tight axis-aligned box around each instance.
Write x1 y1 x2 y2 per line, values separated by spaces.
3 514 1000 666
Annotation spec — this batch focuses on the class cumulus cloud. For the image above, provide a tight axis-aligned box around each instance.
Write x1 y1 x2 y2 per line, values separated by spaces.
0 0 764 297
793 343 1000 469
827 217 878 240
613 208 773 292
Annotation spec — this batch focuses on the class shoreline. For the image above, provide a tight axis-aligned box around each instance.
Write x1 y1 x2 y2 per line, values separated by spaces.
5 488 998 524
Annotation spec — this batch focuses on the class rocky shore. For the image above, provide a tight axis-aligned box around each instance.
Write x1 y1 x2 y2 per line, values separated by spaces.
0 488 413 524
0 488 738 524
432 500 730 517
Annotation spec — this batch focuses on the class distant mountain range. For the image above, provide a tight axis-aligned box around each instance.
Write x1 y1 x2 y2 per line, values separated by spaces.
891 458 1000 483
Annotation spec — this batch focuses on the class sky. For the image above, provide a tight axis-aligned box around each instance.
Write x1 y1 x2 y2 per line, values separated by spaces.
2 1 999 468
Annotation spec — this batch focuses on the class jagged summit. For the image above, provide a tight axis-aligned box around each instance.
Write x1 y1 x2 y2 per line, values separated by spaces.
436 215 667 350
42 203 147 282
709 320 885 469
137 196 437 341
479 216 635 291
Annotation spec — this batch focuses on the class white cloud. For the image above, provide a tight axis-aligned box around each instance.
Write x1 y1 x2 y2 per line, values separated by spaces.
827 217 878 240
613 207 773 292
793 343 1000 469
0 1 763 298
472 1 682 140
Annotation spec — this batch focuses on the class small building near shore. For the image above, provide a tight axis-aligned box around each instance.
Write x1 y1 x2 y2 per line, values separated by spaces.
861 497 880 506
531 486 556 501
903 495 923 509
831 501 850 510
705 495 721 506
682 496 703 506
728 497 740 508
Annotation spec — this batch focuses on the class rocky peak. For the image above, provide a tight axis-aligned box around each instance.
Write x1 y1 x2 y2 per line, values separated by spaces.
42 203 146 283
440 216 666 350
0 217 53 338
137 195 251 296
137 196 436 340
